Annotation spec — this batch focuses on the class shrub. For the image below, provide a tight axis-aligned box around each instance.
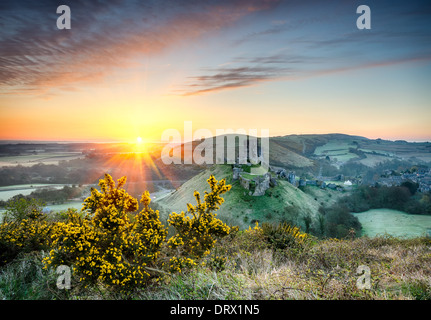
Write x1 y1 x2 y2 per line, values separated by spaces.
43 174 235 292
321 203 361 239
166 175 233 269
260 222 308 249
402 279 431 300
3 197 46 223
43 174 168 292
0 198 53 266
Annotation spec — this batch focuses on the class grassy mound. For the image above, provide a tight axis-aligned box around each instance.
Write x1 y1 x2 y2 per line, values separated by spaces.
155 165 342 230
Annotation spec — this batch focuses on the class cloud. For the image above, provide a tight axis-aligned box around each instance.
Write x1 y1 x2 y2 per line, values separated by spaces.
175 50 431 96
0 0 280 95
174 0 431 97
181 66 290 96
177 53 311 95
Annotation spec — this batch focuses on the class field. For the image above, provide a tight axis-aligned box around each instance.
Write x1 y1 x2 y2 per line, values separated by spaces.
358 154 392 167
354 209 431 238
0 152 84 167
0 184 72 201
314 141 355 158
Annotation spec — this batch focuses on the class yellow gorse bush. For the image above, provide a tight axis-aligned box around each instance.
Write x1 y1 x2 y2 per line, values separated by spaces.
0 199 53 265
43 173 234 290
0 173 234 291
258 221 308 249
43 174 168 290
167 175 232 266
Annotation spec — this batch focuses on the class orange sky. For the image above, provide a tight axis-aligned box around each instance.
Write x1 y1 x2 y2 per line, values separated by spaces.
1 1 430 142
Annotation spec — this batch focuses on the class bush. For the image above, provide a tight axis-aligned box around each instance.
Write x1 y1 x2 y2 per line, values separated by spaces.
43 174 168 292
3 197 46 223
260 222 308 249
320 203 361 239
42 173 235 293
167 175 233 267
0 198 53 266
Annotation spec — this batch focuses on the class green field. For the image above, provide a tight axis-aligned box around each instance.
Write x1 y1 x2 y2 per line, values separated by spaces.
354 209 431 238
313 141 358 163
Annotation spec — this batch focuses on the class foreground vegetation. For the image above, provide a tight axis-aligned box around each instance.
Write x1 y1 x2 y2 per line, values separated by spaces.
1 231 430 300
0 174 430 300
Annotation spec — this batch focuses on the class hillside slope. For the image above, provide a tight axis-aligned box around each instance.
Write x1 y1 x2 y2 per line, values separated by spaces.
155 165 340 230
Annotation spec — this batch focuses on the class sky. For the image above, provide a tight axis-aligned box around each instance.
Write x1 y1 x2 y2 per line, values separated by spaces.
0 0 430 143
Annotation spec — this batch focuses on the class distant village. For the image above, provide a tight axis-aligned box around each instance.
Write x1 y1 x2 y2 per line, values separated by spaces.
374 165 431 193
233 163 353 197
232 151 431 196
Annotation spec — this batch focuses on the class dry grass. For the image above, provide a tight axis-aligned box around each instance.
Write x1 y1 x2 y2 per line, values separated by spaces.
170 234 431 300
1 233 430 300
136 234 431 300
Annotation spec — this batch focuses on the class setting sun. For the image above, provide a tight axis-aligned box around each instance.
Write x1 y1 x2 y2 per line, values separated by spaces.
136 136 143 144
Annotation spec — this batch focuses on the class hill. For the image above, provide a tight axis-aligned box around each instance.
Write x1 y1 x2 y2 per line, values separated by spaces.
154 165 342 230
274 133 431 167
159 133 431 172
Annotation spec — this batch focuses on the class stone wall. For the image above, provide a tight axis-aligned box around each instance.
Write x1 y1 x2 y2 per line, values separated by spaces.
253 173 271 196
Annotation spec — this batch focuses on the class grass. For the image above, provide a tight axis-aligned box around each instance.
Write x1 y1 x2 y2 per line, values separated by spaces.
0 252 63 300
156 165 327 230
1 231 430 300
353 209 431 238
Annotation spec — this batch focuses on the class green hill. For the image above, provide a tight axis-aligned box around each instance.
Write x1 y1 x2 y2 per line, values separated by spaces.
155 164 340 230
270 133 431 166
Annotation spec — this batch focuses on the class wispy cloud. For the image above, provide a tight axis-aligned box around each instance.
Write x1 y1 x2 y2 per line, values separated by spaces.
175 49 431 96
177 53 314 95
174 0 431 96
0 0 280 95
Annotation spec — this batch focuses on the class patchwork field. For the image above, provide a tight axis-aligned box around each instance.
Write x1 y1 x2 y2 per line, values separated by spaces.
354 209 431 238
0 152 83 167
0 184 72 201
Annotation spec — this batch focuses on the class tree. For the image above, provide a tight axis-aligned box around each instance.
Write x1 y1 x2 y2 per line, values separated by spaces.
323 203 361 238
401 181 418 196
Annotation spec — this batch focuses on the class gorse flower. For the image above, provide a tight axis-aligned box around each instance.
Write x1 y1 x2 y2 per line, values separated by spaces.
0 199 53 265
167 175 232 267
2 173 234 291
260 221 309 249
44 174 168 291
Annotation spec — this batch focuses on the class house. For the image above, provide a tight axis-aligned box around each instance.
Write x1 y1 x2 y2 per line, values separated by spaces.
327 183 337 190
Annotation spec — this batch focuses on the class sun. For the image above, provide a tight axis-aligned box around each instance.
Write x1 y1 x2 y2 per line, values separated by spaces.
136 136 143 144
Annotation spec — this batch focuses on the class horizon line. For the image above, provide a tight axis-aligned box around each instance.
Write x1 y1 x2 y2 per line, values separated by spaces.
0 132 430 145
